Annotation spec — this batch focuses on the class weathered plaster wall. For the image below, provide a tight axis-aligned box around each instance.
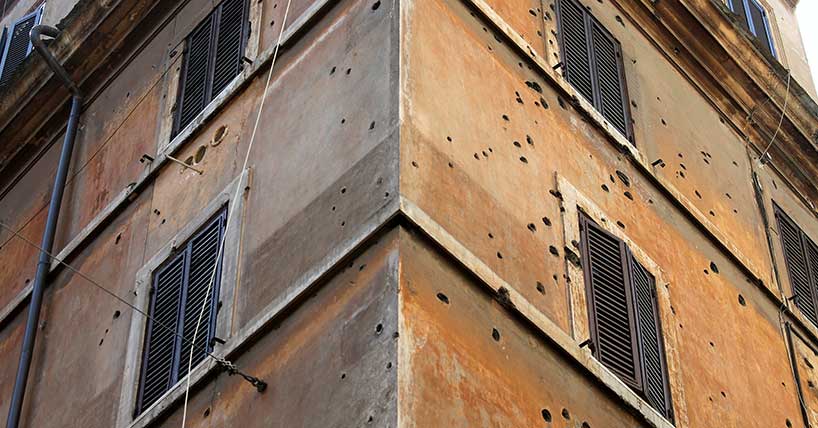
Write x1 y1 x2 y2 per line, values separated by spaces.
400 0 808 426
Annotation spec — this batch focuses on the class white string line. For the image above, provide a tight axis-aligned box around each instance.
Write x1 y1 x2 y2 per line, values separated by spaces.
179 0 293 425
759 69 791 162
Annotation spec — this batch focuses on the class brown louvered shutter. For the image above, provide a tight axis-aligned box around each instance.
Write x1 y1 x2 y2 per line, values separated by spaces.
175 14 216 135
178 211 226 379
557 0 594 103
775 205 818 325
211 0 249 97
590 22 630 139
136 208 227 415
0 6 43 86
557 0 633 142
137 252 186 413
174 0 249 136
580 214 642 391
630 254 673 421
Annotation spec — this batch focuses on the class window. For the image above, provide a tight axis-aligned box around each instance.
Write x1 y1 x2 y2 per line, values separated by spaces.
174 0 250 136
579 214 673 420
0 5 44 86
728 0 776 58
556 0 633 142
136 208 227 414
774 204 818 326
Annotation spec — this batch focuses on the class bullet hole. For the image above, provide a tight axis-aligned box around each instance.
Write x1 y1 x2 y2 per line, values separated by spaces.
609 174 615 183
492 328 501 341
805 358 814 369
446 136 452 142
192 145 207 164
341 372 347 379
369 121 376 130
561 408 571 420
709 341 715 347
375 323 384 335
616 221 625 229
786 419 793 428
648 198 654 204
204 408 211 417
346 68 352 75
448 162 454 168
733 160 740 167
212 125 228 146
330 66 336 75
519 156 528 164
710 261 719 273
437 293 450 304
340 186 347 194
371 0 380 10
565 247 581 267
601 184 609 192
720 391 726 398
502 114 510 121
529 8 537 15
488 232 494 239
661 118 667 126
631 100 637 108
528 223 537 232
558 97 566 109
513 141 522 148
582 423 591 428
679 163 686 170
113 310 121 319
549 189 563 200
115 233 122 245
738 294 746 306
673 47 680 54
695 190 702 199
549 245 559 256
474 153 480 160
542 216 552 226
359 264 367 271
703 269 709 275
709 210 715 217
526 135 535 146
341 221 345 227
341 118 346 124
725 192 732 199
411 161 418 168
623 191 633 200
536 282 546 294
386 362 393 370
541 409 552 422
525 80 543 93
367 416 374 424
497 251 503 259
483 150 489 157
615 170 630 186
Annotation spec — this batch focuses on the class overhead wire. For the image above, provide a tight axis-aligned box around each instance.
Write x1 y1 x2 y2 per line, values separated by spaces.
179 0 294 426
758 69 791 164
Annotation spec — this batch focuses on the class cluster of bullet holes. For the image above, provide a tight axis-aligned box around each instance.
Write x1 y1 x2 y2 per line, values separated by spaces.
154 209 166 226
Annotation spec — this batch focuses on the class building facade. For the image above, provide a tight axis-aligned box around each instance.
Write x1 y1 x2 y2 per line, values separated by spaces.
0 0 816 426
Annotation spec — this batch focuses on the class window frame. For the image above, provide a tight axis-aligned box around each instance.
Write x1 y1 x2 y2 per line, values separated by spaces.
555 0 635 143
727 0 777 58
116 170 250 428
557 176 682 425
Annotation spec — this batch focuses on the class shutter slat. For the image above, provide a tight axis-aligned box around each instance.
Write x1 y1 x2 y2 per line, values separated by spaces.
775 207 818 325
558 0 594 103
137 252 186 412
631 256 673 420
581 216 641 389
178 211 226 379
211 0 248 96
0 8 42 86
176 14 215 134
591 22 628 137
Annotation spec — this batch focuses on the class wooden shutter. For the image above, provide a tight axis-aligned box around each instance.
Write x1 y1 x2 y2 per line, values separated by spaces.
557 0 633 141
211 0 249 97
178 211 226 378
557 0 594 103
580 214 642 390
590 22 630 139
174 0 249 136
137 252 186 413
175 14 216 134
136 208 227 414
630 255 673 420
0 6 43 86
775 206 818 325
